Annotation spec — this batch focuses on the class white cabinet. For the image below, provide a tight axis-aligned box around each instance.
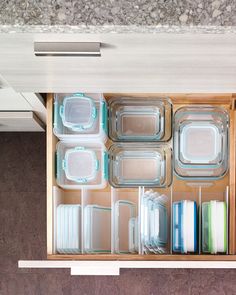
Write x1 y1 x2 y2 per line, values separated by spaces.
0 87 46 129
0 88 32 110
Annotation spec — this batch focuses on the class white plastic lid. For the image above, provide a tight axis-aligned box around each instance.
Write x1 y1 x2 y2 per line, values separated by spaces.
60 95 97 131
182 200 195 253
210 201 218 254
180 122 221 164
63 147 99 183
210 201 226 254
216 202 226 253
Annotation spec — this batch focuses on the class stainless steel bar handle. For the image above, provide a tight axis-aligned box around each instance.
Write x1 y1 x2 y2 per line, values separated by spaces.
34 42 101 57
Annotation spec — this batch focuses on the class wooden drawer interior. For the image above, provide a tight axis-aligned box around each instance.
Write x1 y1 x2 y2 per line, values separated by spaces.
46 93 236 261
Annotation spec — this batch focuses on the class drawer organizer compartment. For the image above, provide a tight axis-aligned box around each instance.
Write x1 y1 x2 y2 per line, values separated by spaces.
140 187 171 255
83 189 111 254
47 93 236 261
200 184 229 254
112 188 139 254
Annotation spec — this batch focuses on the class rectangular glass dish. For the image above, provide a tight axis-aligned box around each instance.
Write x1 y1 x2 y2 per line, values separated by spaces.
109 143 172 188
108 97 172 142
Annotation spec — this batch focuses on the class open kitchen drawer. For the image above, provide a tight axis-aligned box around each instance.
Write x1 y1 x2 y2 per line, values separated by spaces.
19 93 236 275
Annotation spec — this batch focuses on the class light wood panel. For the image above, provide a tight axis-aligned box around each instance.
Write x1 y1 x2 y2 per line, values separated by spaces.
48 254 236 261
229 106 236 254
46 94 58 254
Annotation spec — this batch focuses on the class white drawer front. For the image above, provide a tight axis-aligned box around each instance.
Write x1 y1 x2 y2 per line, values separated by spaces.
18 260 236 276
1 33 236 92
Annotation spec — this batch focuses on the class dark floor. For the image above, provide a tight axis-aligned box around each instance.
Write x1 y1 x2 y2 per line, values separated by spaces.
1 133 236 295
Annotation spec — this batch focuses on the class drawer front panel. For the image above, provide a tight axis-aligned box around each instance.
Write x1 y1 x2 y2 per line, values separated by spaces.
1 34 236 92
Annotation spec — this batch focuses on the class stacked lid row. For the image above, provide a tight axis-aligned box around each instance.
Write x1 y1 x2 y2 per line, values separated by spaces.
54 94 229 189
56 190 228 255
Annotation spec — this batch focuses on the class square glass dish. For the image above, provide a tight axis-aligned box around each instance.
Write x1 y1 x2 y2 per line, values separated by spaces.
174 106 229 180
109 143 172 187
108 97 172 142
56 141 108 190
53 93 107 142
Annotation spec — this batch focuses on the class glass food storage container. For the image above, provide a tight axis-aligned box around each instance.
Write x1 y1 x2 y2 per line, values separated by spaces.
174 106 229 180
109 143 172 188
108 97 172 142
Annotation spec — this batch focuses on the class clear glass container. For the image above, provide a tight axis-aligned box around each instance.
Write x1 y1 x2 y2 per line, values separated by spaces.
108 97 172 142
109 143 172 188
174 106 229 180
56 141 108 190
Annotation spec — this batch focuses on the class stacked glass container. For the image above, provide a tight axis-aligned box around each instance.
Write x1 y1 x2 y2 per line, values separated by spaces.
108 97 173 187
174 106 229 180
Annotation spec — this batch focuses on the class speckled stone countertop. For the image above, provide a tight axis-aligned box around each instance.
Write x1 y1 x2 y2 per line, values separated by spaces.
0 0 236 33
